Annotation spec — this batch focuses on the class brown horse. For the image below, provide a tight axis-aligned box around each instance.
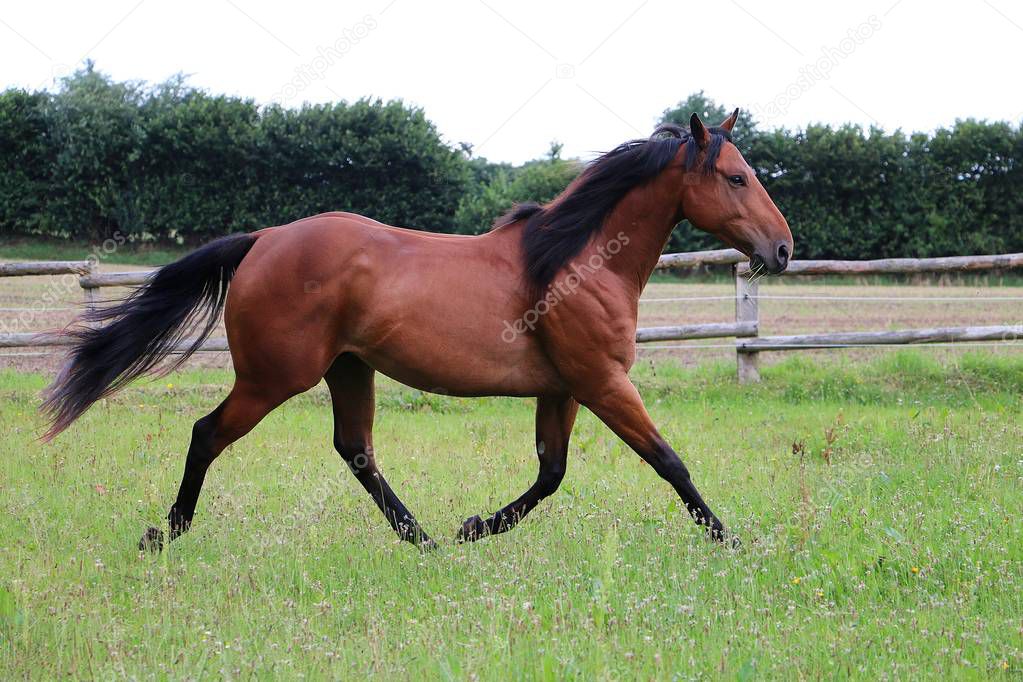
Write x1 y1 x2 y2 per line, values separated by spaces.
42 110 792 551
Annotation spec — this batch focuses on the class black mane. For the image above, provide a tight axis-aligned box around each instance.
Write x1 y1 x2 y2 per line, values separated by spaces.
497 124 732 290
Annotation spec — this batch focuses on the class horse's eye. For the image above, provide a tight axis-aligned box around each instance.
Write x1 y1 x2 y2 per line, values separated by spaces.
728 174 746 187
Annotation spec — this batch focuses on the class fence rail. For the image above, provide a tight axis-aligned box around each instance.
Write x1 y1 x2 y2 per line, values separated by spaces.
0 332 75 348
654 248 744 270
2 249 1022 381
0 261 93 277
635 321 757 343
79 271 151 288
739 252 1023 276
738 325 1023 352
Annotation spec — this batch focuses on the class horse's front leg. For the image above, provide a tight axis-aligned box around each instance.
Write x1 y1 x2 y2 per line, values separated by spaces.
578 374 732 544
457 395 579 541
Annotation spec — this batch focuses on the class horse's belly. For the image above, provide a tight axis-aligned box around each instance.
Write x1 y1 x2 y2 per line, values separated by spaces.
354 336 565 398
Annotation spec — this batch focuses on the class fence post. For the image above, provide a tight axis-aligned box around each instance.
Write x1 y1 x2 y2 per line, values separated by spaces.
82 261 98 312
735 265 760 383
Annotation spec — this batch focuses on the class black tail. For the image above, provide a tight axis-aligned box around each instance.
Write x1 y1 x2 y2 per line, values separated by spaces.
41 233 258 440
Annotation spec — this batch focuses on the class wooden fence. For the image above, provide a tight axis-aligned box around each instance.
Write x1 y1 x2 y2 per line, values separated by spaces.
2 250 1022 382
652 249 1023 382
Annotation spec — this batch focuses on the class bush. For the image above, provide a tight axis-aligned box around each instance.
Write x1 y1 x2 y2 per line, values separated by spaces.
453 150 580 234
0 90 53 235
0 65 470 243
2 74 1021 260
660 93 1023 259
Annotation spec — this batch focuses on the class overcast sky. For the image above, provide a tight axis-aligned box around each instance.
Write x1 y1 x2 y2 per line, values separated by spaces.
2 0 1021 164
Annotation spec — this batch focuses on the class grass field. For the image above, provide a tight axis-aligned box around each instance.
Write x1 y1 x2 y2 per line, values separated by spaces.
1 352 1021 679
2 241 1022 677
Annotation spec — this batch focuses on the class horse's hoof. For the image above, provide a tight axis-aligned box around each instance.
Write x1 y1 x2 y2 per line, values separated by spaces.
706 522 741 549
417 537 440 552
138 526 164 552
709 525 742 550
456 515 488 543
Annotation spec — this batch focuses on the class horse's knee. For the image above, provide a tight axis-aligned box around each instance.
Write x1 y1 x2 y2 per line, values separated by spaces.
192 412 217 442
333 436 367 461
334 437 374 475
186 412 221 467
536 461 567 497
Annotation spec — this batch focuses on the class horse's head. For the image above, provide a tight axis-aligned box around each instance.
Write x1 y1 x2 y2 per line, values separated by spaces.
675 110 793 274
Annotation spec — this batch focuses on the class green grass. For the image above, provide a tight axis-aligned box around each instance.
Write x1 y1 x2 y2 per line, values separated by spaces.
0 237 189 267
1 352 1021 679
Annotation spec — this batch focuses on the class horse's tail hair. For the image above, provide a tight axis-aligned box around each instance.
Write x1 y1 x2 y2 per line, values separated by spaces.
40 233 258 441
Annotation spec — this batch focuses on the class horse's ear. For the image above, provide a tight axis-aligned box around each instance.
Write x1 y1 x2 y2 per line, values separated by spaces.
690 113 710 148
719 108 739 133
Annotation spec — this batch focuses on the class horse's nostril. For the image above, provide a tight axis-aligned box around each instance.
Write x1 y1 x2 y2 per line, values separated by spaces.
776 242 789 264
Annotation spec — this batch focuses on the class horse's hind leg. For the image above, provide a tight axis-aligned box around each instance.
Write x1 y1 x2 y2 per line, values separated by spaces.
457 395 578 542
324 354 435 548
138 379 292 551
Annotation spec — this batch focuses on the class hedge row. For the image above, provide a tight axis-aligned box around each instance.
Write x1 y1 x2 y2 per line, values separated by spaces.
2 70 1021 261
0 67 469 241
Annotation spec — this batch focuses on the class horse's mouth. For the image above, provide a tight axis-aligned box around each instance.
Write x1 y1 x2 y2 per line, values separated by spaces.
750 243 790 275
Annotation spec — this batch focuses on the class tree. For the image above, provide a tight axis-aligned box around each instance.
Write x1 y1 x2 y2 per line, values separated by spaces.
453 156 580 234
660 90 758 154
1 75 1021 260
0 89 53 235
0 66 471 242
253 99 470 233
41 63 148 240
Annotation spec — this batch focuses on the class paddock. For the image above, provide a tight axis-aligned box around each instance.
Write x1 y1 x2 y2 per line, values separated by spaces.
3 250 1022 379
1 246 1021 678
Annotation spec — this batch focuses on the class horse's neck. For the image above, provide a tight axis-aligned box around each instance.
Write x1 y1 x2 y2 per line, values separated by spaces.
597 180 682 296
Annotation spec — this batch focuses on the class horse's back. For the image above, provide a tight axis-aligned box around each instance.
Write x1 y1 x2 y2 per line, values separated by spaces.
223 212 563 396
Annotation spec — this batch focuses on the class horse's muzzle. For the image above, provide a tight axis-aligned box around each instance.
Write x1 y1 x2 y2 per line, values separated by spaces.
752 241 790 275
